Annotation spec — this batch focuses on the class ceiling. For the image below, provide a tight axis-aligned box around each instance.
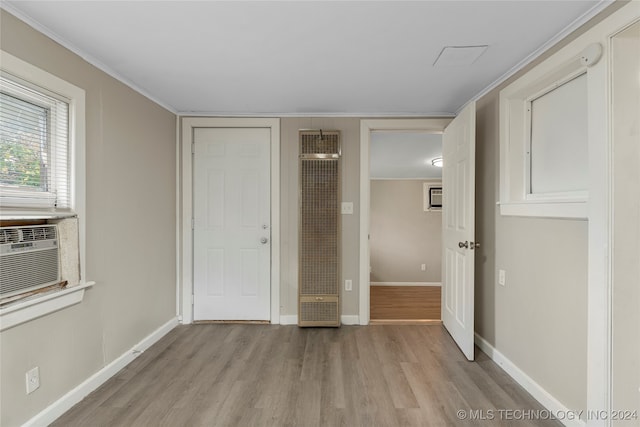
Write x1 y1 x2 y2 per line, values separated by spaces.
3 1 606 116
371 132 442 179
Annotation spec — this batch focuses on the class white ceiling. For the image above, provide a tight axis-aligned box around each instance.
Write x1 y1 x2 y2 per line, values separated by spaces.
371 132 442 179
4 1 605 116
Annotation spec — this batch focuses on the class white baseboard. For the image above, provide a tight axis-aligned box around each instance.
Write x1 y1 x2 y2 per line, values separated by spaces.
371 281 441 287
340 315 359 325
474 333 585 427
276 315 360 326
23 317 180 427
279 315 298 325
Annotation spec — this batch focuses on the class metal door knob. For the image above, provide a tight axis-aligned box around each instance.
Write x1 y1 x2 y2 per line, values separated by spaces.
458 241 469 249
260 237 269 244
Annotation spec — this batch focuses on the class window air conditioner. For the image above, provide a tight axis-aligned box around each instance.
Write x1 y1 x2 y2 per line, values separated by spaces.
0 225 60 299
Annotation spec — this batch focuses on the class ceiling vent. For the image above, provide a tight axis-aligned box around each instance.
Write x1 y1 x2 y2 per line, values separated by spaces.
433 45 488 67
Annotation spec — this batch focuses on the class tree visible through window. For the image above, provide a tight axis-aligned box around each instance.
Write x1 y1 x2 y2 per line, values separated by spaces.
0 91 49 192
0 74 69 209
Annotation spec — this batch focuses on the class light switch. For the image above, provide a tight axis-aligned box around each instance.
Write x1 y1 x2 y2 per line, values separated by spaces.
341 202 354 215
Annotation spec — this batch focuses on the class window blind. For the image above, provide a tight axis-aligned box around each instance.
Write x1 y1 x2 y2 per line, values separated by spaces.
0 75 70 209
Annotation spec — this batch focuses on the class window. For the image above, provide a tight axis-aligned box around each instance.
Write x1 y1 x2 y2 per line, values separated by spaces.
1 74 70 210
499 43 602 219
0 50 89 329
528 72 588 196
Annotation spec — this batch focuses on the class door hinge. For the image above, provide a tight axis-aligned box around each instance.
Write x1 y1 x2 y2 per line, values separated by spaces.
191 294 194 306
191 142 195 154
191 218 195 230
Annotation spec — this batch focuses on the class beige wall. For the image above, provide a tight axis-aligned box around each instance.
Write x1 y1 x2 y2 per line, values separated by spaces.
611 21 640 425
370 180 441 283
0 11 177 427
474 1 629 413
476 91 588 411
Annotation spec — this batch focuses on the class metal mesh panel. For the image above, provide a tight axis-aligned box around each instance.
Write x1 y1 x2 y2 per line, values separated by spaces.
0 248 59 296
300 301 338 323
298 130 340 327
300 131 340 155
299 159 339 295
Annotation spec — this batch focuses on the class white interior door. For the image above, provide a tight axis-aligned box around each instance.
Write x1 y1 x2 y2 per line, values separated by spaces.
193 128 271 321
442 101 476 361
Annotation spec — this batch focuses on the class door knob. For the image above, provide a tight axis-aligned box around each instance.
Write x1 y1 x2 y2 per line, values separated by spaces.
470 241 480 250
260 237 269 244
458 241 468 249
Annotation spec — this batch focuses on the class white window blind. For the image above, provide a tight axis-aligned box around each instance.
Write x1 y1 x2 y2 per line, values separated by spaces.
0 74 70 209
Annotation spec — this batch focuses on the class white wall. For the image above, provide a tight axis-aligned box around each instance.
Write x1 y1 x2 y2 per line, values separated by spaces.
611 20 640 426
0 10 177 426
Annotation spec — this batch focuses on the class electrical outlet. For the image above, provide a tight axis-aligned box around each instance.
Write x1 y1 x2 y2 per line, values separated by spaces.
345 279 352 291
26 367 40 394
421 264 426 271
498 269 506 287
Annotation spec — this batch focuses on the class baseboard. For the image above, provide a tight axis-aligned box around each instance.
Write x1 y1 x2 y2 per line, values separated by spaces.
276 315 359 326
23 317 180 427
370 281 441 287
474 333 585 427
279 315 298 325
340 315 359 325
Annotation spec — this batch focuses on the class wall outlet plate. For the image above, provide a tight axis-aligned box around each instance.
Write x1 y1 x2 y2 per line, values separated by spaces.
26 366 40 394
341 202 354 215
498 269 506 286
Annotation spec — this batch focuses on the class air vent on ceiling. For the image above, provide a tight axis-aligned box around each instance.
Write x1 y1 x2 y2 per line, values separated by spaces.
433 45 488 67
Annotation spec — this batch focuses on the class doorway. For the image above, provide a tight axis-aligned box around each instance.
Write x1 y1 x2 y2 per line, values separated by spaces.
368 131 443 323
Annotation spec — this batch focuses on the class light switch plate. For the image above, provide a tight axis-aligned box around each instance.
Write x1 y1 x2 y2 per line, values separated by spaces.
498 269 506 286
341 202 354 215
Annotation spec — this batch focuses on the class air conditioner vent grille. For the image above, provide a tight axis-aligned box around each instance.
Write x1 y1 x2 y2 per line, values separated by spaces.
0 249 59 296
0 225 57 244
0 224 60 299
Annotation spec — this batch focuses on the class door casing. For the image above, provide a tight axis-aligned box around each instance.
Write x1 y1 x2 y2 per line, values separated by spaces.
359 118 452 325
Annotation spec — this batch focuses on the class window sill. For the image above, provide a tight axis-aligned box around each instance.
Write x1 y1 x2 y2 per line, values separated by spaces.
0 281 94 332
498 201 587 220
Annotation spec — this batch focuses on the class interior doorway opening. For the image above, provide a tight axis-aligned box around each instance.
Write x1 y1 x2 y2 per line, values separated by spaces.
368 130 443 323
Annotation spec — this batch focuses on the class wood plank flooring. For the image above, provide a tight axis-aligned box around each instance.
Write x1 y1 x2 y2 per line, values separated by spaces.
371 286 441 321
53 324 561 427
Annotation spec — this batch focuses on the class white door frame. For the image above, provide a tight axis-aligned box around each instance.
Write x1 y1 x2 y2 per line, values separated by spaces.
180 117 280 324
359 118 452 325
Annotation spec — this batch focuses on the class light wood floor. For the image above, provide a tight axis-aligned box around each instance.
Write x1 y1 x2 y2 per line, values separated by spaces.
371 286 441 321
54 324 561 427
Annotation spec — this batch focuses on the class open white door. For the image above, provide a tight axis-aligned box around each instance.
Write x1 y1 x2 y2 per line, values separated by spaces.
442 101 476 361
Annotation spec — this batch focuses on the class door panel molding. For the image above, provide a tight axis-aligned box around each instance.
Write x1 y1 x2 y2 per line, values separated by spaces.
181 117 280 324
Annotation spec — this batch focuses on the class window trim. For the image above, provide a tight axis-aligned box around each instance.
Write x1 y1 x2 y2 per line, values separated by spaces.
0 51 84 219
0 51 88 321
498 44 602 219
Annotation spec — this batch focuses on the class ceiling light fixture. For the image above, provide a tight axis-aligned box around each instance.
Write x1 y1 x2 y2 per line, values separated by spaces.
432 157 443 167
